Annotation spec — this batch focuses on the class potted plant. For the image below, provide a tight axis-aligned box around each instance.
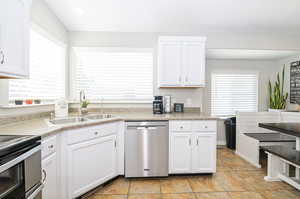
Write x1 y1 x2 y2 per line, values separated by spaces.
80 100 90 115
268 66 288 112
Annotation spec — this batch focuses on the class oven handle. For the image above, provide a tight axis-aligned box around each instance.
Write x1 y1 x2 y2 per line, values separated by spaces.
26 183 44 199
0 145 41 173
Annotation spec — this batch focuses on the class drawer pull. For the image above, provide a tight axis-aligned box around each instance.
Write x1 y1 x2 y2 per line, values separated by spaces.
180 126 183 129
48 145 54 149
94 132 99 135
205 126 208 128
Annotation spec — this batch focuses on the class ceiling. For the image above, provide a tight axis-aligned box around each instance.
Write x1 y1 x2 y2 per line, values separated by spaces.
44 0 300 32
206 49 300 60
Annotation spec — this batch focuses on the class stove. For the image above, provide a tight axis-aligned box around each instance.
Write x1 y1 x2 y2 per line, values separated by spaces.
0 135 40 158
0 135 42 199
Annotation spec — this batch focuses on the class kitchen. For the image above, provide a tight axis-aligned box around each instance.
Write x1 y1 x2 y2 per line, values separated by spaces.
1 0 300 199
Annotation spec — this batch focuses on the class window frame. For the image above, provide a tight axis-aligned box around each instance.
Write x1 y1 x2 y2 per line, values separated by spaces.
210 70 259 116
70 47 154 103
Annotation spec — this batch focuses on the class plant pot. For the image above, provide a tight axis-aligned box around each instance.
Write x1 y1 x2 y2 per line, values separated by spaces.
34 99 41 104
268 108 285 112
25 99 33 105
81 108 88 115
15 100 23 105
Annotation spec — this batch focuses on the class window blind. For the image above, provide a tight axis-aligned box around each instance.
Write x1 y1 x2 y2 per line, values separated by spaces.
73 48 153 101
211 73 258 116
9 28 66 101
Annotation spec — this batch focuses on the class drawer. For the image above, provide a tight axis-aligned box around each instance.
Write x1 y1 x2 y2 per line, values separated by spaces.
192 120 216 132
170 121 192 132
67 122 119 145
67 127 101 145
42 135 57 159
89 122 119 137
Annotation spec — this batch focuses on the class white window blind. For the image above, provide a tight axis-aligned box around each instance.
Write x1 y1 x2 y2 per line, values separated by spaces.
73 48 153 101
9 28 66 101
211 73 258 116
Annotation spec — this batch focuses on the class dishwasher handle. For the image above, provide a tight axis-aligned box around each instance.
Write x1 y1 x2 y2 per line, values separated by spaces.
136 127 158 130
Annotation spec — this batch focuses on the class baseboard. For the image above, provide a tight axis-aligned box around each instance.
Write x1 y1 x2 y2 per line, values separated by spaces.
217 141 226 146
264 176 280 182
235 151 261 168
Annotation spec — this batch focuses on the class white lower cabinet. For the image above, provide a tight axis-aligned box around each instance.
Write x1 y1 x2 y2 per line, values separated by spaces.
67 135 118 198
169 120 217 174
41 135 59 199
169 133 192 173
61 121 124 199
192 133 216 173
42 153 58 199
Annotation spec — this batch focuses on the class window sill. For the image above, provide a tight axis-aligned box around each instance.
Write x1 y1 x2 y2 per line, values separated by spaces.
0 103 55 109
68 100 152 104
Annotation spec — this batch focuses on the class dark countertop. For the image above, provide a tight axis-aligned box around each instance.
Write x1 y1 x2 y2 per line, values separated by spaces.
259 123 300 138
244 133 296 142
261 145 300 166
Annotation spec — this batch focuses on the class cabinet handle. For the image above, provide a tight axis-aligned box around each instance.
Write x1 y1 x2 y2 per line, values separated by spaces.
0 51 4 65
114 140 117 148
94 132 98 135
48 145 54 149
42 169 47 183
197 139 199 146
189 138 191 146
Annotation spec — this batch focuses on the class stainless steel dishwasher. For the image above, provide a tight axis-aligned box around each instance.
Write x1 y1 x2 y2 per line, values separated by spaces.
125 121 169 178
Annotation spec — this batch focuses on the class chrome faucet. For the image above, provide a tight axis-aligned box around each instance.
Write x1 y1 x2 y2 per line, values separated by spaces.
79 90 86 115
79 90 86 103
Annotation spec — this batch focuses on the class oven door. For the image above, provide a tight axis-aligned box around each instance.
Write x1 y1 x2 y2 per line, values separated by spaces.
0 162 25 199
0 144 41 199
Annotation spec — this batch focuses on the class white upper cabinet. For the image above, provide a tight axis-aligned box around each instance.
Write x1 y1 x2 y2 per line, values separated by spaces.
158 36 206 87
0 0 31 78
158 41 182 87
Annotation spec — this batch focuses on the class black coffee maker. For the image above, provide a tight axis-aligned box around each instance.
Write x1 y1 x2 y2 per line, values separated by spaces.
153 96 164 114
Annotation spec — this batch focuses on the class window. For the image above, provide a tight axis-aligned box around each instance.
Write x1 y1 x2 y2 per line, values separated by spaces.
211 73 258 116
9 28 66 102
73 47 153 102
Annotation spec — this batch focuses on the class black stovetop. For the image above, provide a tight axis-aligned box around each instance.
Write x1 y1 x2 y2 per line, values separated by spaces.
0 135 41 158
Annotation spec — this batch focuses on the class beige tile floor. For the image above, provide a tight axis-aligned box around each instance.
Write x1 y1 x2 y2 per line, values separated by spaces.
85 148 300 199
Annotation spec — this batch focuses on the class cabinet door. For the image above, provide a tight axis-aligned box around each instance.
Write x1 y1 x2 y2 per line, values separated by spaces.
182 42 205 86
169 133 192 173
0 0 30 78
158 41 182 87
42 153 58 199
192 133 216 173
68 135 117 198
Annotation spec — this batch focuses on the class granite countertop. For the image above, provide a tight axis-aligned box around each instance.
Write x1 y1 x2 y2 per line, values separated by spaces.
244 133 296 142
259 123 300 138
0 112 219 138
261 145 300 166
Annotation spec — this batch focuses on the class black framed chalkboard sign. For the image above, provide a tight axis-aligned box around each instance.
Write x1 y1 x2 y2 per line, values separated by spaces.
290 61 300 104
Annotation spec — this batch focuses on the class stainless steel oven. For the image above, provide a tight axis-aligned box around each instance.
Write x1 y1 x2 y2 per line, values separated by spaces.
0 135 43 199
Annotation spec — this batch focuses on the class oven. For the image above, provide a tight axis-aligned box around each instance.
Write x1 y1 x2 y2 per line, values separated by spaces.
0 136 43 199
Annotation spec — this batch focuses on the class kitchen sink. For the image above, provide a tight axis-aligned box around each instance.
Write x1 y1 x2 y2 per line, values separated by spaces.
49 114 115 125
49 117 88 125
85 114 114 120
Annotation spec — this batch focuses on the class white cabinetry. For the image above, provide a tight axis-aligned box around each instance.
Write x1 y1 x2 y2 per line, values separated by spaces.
0 0 31 78
169 120 216 174
67 135 117 198
158 36 206 87
62 121 123 199
42 135 59 199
